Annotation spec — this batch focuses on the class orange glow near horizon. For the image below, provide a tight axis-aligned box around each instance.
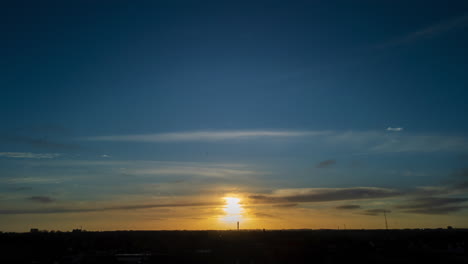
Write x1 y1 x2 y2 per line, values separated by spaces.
220 197 244 224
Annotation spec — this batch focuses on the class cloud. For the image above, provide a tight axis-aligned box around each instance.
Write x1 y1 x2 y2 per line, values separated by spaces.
272 203 298 208
0 152 60 159
361 209 391 216
27 196 55 203
252 212 276 218
249 187 401 204
0 201 222 215
131 166 260 178
452 182 468 192
378 13 468 48
399 197 468 208
336 204 361 210
387 183 468 215
3 177 65 184
397 197 468 215
368 134 468 153
82 130 468 154
9 186 32 191
403 206 467 215
412 182 468 196
315 159 336 168
412 186 452 196
83 130 328 142
387 127 403 132
452 168 468 178
327 131 468 153
0 134 76 150
446 169 468 192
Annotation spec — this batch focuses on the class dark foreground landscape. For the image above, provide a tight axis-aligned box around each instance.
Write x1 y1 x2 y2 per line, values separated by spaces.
1 229 467 264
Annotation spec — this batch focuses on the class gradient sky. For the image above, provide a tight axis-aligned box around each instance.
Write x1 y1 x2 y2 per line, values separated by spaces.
1 0 468 231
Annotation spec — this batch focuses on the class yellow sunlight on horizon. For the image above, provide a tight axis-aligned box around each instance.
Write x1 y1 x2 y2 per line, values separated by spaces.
220 197 244 224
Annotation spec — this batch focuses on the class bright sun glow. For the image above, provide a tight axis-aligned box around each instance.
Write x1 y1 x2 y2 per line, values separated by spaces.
220 197 244 223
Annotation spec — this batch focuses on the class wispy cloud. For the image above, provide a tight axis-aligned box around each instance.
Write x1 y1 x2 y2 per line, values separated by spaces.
0 201 222 215
249 187 401 204
82 130 468 153
369 134 468 153
272 203 298 208
386 127 403 132
83 130 327 142
0 160 260 188
326 131 468 153
0 134 76 150
9 186 32 191
397 197 468 215
3 177 65 184
361 209 391 216
131 166 260 178
252 212 276 218
0 152 60 159
27 196 55 203
249 184 468 216
378 13 468 48
336 204 361 210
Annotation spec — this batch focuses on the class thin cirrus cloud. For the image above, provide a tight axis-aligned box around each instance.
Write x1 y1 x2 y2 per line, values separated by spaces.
378 12 468 48
369 134 468 153
83 130 327 142
327 131 468 153
0 152 60 159
396 197 468 215
27 196 55 203
251 184 468 215
1 134 76 150
249 187 402 204
68 160 261 179
3 177 66 184
82 130 468 153
336 204 361 210
0 201 222 215
131 166 260 178
386 127 403 132
361 209 391 216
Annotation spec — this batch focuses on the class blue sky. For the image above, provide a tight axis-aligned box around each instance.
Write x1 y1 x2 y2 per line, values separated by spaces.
1 1 468 231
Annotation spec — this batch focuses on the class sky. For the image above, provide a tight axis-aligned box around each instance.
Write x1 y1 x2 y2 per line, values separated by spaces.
1 0 468 232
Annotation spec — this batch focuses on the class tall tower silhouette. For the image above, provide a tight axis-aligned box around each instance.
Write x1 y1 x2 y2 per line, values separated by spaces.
384 210 388 230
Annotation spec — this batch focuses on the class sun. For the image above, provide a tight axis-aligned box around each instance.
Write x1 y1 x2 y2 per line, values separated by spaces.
220 197 244 223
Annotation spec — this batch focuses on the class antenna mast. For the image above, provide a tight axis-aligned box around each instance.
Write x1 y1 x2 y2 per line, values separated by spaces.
384 210 388 230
